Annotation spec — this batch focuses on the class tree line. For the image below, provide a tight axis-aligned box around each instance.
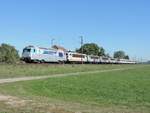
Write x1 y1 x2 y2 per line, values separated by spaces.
0 43 129 64
76 43 130 59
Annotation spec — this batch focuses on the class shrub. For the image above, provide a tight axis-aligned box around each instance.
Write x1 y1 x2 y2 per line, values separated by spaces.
0 43 20 63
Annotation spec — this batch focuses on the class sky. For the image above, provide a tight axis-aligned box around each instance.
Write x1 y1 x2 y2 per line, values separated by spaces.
0 0 150 61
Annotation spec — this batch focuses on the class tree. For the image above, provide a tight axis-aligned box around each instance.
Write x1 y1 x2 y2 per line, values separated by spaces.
114 51 126 59
76 43 105 56
0 43 20 63
124 55 130 60
146 61 150 64
105 53 110 58
99 47 105 56
113 51 130 59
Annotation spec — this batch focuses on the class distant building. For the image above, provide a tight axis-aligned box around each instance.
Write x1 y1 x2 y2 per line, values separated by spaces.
52 45 68 52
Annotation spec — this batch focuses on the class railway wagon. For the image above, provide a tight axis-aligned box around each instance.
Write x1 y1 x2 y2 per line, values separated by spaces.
109 58 117 64
66 51 87 63
100 57 110 64
87 55 100 64
117 59 136 64
22 46 66 63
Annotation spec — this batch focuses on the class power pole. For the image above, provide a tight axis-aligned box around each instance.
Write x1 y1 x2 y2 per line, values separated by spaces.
51 38 55 47
80 36 84 64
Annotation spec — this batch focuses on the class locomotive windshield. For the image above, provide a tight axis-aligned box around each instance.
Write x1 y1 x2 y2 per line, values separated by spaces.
23 48 31 53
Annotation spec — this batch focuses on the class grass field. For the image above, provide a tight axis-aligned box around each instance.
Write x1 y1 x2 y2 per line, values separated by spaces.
0 64 142 78
0 64 149 113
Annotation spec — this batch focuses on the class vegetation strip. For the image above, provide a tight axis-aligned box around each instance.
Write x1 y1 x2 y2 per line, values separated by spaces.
0 67 142 84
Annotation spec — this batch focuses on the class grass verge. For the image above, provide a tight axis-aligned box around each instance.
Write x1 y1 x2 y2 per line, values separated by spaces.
0 65 149 113
0 64 143 78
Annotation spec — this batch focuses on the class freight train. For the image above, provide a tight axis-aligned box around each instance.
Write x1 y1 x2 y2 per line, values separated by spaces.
22 45 136 64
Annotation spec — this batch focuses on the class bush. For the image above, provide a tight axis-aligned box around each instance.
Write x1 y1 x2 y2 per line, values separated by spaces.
0 43 20 63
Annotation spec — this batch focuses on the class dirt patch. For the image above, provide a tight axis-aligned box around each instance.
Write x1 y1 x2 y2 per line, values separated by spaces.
0 95 30 107
0 94 75 113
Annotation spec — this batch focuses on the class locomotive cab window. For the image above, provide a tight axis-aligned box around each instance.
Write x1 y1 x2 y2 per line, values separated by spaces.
59 52 63 57
23 48 31 52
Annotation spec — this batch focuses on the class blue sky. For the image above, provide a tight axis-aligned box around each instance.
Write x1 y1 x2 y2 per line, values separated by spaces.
0 0 150 61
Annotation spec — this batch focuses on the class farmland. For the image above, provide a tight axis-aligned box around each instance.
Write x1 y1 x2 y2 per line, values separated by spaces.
0 64 149 113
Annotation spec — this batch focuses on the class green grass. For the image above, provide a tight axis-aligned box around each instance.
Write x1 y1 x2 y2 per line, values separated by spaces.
0 64 142 78
0 65 150 113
